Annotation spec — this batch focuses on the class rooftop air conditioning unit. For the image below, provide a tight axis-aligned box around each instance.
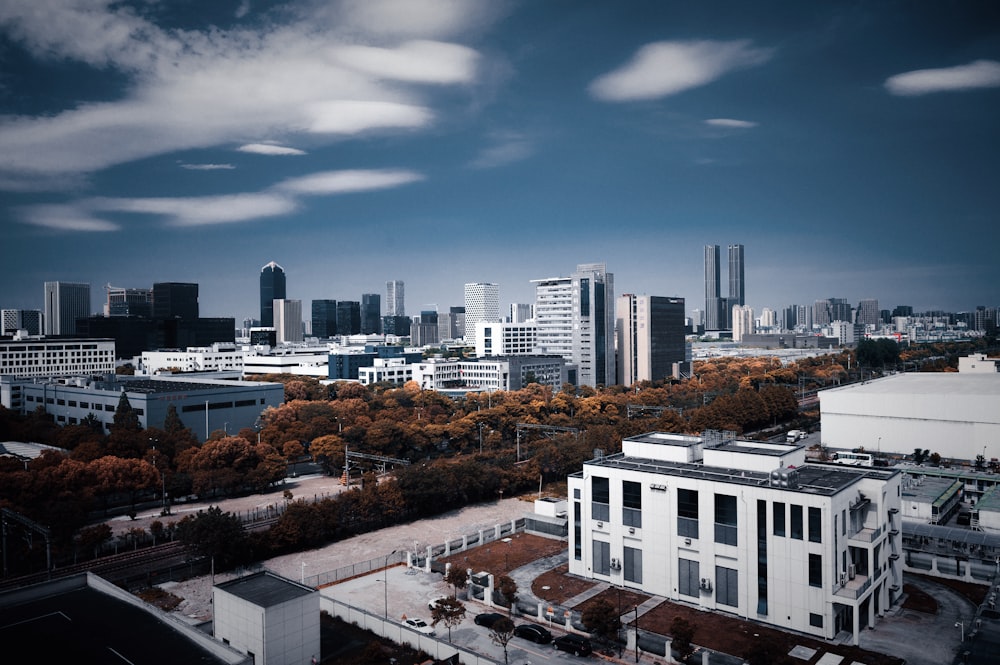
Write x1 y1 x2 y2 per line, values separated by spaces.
848 564 856 580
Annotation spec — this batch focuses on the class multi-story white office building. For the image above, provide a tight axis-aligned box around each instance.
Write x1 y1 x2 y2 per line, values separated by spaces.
568 431 902 646
532 263 615 388
0 335 115 379
463 283 500 346
140 343 245 375
616 295 687 386
405 356 571 392
44 281 91 335
732 304 755 342
273 299 303 344
475 321 538 357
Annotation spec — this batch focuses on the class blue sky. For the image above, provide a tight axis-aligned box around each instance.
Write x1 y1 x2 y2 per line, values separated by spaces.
1 0 998 321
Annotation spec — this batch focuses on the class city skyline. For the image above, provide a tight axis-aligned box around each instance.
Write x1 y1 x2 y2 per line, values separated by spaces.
1 1 998 318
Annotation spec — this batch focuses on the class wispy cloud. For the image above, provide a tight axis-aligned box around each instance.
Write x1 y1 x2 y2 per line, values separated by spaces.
705 118 757 129
275 169 424 195
17 204 119 232
85 193 298 227
468 132 533 169
885 59 1000 96
237 143 307 156
180 162 236 170
0 0 493 189
589 40 773 102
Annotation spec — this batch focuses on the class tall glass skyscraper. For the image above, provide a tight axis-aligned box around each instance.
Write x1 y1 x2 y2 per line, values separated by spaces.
704 245 722 331
361 293 381 334
311 299 338 338
386 280 405 317
44 281 91 335
259 261 286 327
728 244 745 306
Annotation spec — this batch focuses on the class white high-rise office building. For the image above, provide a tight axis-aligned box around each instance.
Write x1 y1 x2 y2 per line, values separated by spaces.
386 280 405 317
463 282 500 346
44 282 91 335
616 295 687 386
732 304 755 342
273 299 303 344
533 263 615 388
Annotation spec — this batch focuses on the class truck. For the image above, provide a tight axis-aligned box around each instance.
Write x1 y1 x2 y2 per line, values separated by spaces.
786 429 805 443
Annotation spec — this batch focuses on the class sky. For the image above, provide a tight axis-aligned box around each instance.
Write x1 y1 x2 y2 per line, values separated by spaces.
1 0 998 322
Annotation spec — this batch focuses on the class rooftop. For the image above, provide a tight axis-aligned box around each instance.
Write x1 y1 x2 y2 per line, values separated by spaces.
821 372 1000 398
215 570 316 607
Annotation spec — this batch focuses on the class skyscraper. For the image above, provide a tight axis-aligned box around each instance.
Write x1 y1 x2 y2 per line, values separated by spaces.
311 299 338 338
616 294 686 386
856 299 880 327
152 282 199 319
386 280 405 317
44 281 91 335
732 304 755 342
337 301 361 335
728 244 745 306
273 299 303 344
105 286 152 317
463 282 500 345
361 294 381 334
704 245 723 331
259 261 286 327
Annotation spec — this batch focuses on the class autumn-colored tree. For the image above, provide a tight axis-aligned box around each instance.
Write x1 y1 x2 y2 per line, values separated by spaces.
430 596 466 642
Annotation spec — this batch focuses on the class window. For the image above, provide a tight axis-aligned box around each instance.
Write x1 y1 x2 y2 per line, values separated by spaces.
715 566 738 607
757 500 768 616
592 476 610 522
809 553 822 587
623 480 642 528
809 613 824 628
573 502 582 560
624 546 642 584
677 488 699 538
790 504 803 540
773 502 785 536
593 540 610 576
715 494 737 546
808 507 822 543
104 404 114 412
678 558 699 597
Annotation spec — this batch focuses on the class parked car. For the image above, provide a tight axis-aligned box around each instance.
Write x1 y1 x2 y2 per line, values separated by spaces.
553 634 592 656
514 623 552 644
427 595 449 611
403 617 435 636
474 612 507 628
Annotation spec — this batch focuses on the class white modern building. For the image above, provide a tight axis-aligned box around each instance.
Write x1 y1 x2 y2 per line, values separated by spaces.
358 357 413 386
214 571 320 665
532 263 615 388
386 279 405 317
731 304 755 342
43 281 91 335
273 299 303 344
568 431 902 645
406 356 571 392
826 320 855 345
958 353 999 373
0 335 115 379
475 321 538 357
141 342 244 375
463 282 500 347
243 346 331 378
819 373 1000 461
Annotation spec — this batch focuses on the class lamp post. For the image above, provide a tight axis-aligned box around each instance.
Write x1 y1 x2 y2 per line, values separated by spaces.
955 620 964 642
149 437 167 514
378 549 397 619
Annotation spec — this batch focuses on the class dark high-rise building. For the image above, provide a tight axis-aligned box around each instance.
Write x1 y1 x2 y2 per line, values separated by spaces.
728 244 745 306
312 299 338 338
259 261 286 327
892 305 913 318
382 315 412 336
704 245 722 330
152 282 199 319
617 294 687 385
361 294 381 334
337 301 361 335
44 281 91 335
411 310 439 346
106 286 152 317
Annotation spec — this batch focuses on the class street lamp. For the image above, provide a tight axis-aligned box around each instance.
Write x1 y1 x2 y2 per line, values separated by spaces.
149 437 167 515
378 550 397 618
955 620 964 642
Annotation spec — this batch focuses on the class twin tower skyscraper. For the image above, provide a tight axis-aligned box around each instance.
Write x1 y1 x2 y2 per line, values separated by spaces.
704 244 745 332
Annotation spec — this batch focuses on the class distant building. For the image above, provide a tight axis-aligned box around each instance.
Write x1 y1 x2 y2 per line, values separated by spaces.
0 336 115 380
336 301 360 336
361 293 381 334
728 243 745 307
1 309 43 336
731 304 755 342
381 315 411 337
105 286 152 317
463 282 500 346
568 431 903 646
509 303 534 323
438 307 465 341
259 262 286 328
856 299 880 327
704 245 723 331
311 300 338 338
411 310 439 347
76 315 235 359
44 281 91 335
407 355 571 391
616 294 687 385
273 299 303 344
141 342 243 375
476 320 537 357
386 279 405 316
153 282 199 319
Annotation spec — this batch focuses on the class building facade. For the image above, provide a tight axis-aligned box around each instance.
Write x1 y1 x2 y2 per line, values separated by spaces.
475 321 538 357
1 309 43 336
0 336 115 379
105 286 152 317
386 280 405 317
153 282 199 319
336 301 361 336
361 293 381 334
616 295 687 386
259 262 286 328
463 282 500 346
44 281 91 335
728 244 745 307
311 300 338 338
704 245 722 331
567 431 902 646
732 304 755 342
272 299 303 344
140 342 244 375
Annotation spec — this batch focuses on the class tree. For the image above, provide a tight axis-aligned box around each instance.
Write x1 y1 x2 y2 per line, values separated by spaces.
669 616 695 662
175 506 249 569
488 617 516 665
444 566 469 599
913 448 929 465
497 575 518 614
581 598 621 646
430 596 466 642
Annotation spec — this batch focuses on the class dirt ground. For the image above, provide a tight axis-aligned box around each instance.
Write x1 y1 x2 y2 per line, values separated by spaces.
437 532 567 577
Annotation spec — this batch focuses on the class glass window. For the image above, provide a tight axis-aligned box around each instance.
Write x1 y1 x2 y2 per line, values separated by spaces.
592 476 610 522
593 540 610 576
757 500 768 616
678 488 699 538
716 566 738 607
623 480 642 528
809 553 822 587
790 504 803 540
678 558 699 597
624 546 642 584
715 494 737 546
809 613 823 628
808 507 822 543
773 502 785 537
573 502 582 560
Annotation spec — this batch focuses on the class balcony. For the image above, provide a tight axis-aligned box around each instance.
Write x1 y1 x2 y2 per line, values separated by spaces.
835 573 872 600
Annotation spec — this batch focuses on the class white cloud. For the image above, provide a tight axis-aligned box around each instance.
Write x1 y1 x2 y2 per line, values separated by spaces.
18 204 120 232
275 169 424 195
589 40 773 102
180 162 236 170
0 0 490 188
237 143 307 156
885 59 1000 96
705 118 757 128
468 132 533 169
305 100 432 134
86 192 298 227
